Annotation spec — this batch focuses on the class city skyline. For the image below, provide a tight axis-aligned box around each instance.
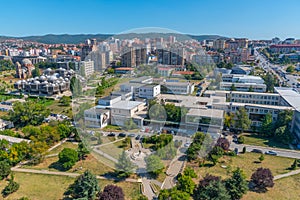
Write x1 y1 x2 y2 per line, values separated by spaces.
0 0 300 39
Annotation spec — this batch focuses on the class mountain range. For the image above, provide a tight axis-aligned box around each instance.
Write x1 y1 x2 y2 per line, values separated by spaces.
0 33 227 44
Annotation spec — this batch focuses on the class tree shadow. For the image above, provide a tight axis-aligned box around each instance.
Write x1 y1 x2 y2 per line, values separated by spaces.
49 161 69 172
203 163 214 168
253 161 261 164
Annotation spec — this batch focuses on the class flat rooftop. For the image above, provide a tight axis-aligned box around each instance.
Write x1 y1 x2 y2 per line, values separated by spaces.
204 90 280 96
157 94 226 109
129 76 152 83
187 108 224 119
85 106 110 114
217 102 293 110
111 100 144 110
275 87 300 111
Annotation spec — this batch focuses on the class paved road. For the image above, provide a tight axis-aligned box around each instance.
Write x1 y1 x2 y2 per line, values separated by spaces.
230 142 300 159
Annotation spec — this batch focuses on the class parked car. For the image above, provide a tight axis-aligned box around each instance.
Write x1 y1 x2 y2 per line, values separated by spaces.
108 132 116 137
251 149 263 154
135 135 141 140
128 133 135 137
184 142 191 148
118 133 126 137
265 151 277 156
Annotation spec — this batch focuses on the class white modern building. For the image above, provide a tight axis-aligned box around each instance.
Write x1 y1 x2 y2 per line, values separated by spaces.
275 87 300 139
110 100 146 127
138 84 161 99
84 107 110 128
161 81 195 95
220 82 267 92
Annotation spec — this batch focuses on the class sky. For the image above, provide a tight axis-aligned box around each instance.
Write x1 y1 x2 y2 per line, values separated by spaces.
0 0 299 39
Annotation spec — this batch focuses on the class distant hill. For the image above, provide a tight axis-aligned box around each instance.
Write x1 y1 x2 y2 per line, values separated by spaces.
0 33 227 44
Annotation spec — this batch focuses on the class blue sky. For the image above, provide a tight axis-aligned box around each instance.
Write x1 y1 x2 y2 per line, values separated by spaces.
0 0 299 39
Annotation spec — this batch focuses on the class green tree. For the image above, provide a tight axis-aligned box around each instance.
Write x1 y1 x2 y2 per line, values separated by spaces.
66 170 100 199
115 151 136 178
0 160 11 180
183 167 197 178
70 76 82 97
187 132 212 162
259 154 265 162
224 168 248 200
291 159 298 170
230 84 237 91
145 155 164 176
58 148 78 170
274 126 293 144
193 179 230 200
2 174 19 197
177 174 196 194
263 73 275 92
124 119 138 131
31 66 40 77
260 113 274 136
77 141 90 161
5 102 50 128
234 108 251 132
248 86 254 92
224 113 234 128
59 96 71 106
159 188 190 200
286 65 295 73
136 195 148 200
57 123 71 139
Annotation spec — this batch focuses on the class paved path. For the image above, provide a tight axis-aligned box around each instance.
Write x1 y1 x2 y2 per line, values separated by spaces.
141 178 156 200
47 138 68 152
11 167 138 182
162 148 187 189
92 147 118 163
274 169 300 180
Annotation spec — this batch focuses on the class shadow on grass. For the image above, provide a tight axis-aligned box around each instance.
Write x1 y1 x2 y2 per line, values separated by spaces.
49 161 69 172
245 134 290 149
203 163 215 168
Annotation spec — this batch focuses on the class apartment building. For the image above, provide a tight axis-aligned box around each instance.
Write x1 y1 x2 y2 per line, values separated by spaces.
79 60 94 77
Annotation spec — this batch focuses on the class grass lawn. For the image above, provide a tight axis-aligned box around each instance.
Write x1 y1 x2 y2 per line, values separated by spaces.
242 173 300 200
98 141 125 160
102 125 122 132
188 153 295 181
46 141 78 155
0 172 141 200
242 133 292 149
23 153 114 176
